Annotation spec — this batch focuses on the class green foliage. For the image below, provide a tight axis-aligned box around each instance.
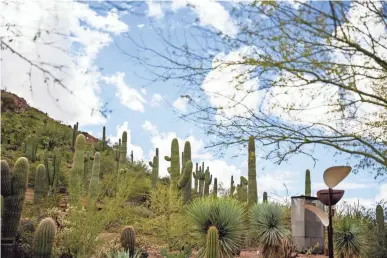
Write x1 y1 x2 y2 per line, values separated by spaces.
205 226 219 258
251 203 289 257
34 217 56 258
34 164 46 202
305 169 311 196
14 219 36 258
333 216 366 258
25 135 39 162
248 136 257 205
105 250 143 258
160 245 191 258
187 197 246 257
1 158 29 257
120 226 136 255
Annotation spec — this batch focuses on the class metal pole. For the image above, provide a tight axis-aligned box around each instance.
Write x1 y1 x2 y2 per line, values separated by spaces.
328 187 334 258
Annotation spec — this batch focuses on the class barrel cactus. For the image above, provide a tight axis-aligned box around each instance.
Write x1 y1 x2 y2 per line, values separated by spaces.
248 136 258 205
33 217 56 258
1 158 29 257
305 169 311 196
206 226 220 258
203 167 212 196
120 226 136 256
149 148 159 189
34 164 46 202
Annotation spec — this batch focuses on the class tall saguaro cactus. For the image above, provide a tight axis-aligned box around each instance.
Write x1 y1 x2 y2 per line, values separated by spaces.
204 167 212 196
213 178 218 198
193 163 199 193
1 158 29 256
25 135 38 162
206 226 220 258
305 169 311 196
248 136 258 205
88 152 100 198
376 204 385 232
198 166 205 196
119 131 128 171
230 175 235 197
263 192 268 203
149 148 159 189
181 141 192 203
237 176 248 202
71 122 79 152
34 164 46 202
44 147 62 195
69 134 86 205
102 126 106 151
34 217 56 258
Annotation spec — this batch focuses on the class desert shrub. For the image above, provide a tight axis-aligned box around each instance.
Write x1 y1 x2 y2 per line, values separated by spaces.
250 203 289 258
187 197 246 257
333 216 367 257
13 219 36 258
368 226 387 258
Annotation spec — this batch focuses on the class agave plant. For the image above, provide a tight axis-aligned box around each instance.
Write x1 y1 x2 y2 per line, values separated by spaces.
251 203 289 257
187 197 246 258
333 216 366 258
105 249 143 258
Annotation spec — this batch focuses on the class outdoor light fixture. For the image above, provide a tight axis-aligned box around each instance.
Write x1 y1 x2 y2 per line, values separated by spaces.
303 166 352 258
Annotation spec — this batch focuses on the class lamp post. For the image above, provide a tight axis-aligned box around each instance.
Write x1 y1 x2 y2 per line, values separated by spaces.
304 166 351 258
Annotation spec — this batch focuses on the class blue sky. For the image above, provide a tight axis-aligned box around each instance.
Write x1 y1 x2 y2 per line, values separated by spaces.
2 0 385 207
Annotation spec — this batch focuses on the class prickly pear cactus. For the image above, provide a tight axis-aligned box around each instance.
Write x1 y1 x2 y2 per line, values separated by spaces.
34 164 46 202
160 245 191 258
248 136 257 205
149 148 159 189
1 158 29 257
305 169 311 196
34 217 56 258
204 167 212 196
206 226 219 258
120 226 136 256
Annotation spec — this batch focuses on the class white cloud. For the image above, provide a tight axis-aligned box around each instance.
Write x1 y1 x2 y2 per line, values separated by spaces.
150 93 163 107
0 0 128 126
108 121 144 161
202 46 261 122
172 96 189 112
141 120 240 188
147 1 164 19
101 72 146 112
141 88 147 95
171 0 237 37
137 24 145 29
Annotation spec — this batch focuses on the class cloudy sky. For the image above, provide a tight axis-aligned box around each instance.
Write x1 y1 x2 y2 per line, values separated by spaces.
1 0 385 207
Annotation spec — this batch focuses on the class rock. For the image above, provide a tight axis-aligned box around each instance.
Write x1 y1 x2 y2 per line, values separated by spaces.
291 252 298 258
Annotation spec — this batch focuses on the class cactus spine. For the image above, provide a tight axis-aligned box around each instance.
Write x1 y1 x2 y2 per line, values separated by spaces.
230 175 235 197
248 136 257 205
182 141 192 203
204 167 212 196
69 134 86 205
206 226 220 258
213 178 218 198
305 169 311 196
119 131 127 171
376 204 385 232
263 191 268 203
149 148 159 189
193 163 199 193
88 152 100 198
120 226 136 256
33 217 56 258
34 164 46 202
1 158 29 256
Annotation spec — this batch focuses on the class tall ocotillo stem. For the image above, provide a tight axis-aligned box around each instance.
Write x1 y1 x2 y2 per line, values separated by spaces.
305 169 311 196
149 148 159 189
1 158 29 256
248 136 257 205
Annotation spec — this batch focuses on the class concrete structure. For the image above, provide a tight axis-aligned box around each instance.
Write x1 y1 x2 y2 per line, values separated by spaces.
291 196 325 254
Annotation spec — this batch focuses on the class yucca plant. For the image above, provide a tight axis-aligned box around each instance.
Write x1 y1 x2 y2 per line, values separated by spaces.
105 249 142 258
251 203 289 257
333 216 366 258
187 197 246 258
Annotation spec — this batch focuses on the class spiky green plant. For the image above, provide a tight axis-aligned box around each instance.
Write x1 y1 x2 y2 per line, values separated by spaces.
181 141 192 203
149 148 159 189
230 176 235 197
206 226 220 258
34 164 46 202
33 217 56 258
119 131 128 171
248 136 257 205
203 167 212 196
376 205 385 232
305 169 311 196
106 250 142 258
160 245 191 258
1 158 29 257
251 203 289 257
213 178 218 198
187 197 246 257
120 226 136 256
69 134 86 205
88 152 100 199
333 217 366 258
263 192 268 203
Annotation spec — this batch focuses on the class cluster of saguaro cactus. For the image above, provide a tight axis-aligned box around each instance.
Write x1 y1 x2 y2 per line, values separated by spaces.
25 135 38 162
376 204 385 232
237 176 248 202
33 217 56 258
149 148 159 189
71 122 79 152
120 226 136 256
88 152 100 199
263 192 268 203
305 169 311 196
248 136 258 205
34 164 46 202
203 167 212 196
164 139 192 198
206 226 220 258
43 147 62 195
1 158 29 256
213 178 218 198
69 134 86 205
230 175 235 197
